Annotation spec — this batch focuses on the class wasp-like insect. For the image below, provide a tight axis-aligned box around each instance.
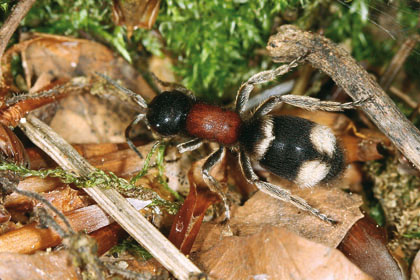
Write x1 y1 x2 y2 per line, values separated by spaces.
98 59 357 224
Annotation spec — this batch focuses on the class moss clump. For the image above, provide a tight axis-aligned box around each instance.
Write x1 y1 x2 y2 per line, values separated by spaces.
2 0 419 100
366 158 420 260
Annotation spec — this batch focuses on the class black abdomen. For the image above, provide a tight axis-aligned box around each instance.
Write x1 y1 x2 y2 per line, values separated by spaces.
239 115 344 187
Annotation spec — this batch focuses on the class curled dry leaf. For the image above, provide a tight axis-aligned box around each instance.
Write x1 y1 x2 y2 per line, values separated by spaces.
112 0 161 35
169 155 226 255
229 178 364 248
0 124 28 166
194 225 373 280
338 216 405 280
0 250 80 280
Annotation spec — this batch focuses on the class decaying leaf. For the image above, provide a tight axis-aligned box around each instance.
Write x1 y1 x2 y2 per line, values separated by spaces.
0 250 80 280
5 184 90 212
194 225 373 280
2 33 155 99
229 178 364 248
338 217 405 280
0 204 114 254
169 155 225 255
91 223 127 256
0 124 29 166
48 92 138 143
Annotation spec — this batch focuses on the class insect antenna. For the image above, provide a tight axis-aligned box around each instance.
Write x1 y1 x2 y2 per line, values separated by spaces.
94 72 148 109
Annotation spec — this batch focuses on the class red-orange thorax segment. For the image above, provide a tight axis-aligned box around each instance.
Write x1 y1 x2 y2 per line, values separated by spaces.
185 103 242 145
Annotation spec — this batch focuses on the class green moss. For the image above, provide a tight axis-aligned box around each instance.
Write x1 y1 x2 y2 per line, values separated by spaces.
365 158 420 259
153 0 300 100
110 237 152 260
0 161 179 214
3 0 418 100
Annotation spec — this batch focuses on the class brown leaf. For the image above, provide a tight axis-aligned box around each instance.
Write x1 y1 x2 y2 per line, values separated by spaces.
338 216 406 280
194 226 373 280
112 0 161 35
0 124 28 166
5 185 90 211
2 33 155 99
169 155 226 255
229 179 364 248
90 223 127 256
0 250 80 280
48 92 138 143
0 204 114 254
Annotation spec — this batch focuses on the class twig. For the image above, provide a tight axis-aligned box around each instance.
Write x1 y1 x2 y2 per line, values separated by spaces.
0 0 37 81
379 34 420 91
389 86 418 109
19 114 202 280
267 25 420 171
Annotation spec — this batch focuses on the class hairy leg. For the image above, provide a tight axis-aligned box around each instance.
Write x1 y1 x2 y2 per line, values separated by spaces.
235 58 302 116
239 150 337 224
202 146 230 220
176 138 203 153
125 113 146 159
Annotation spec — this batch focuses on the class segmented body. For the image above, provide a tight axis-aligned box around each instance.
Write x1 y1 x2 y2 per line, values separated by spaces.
146 90 344 187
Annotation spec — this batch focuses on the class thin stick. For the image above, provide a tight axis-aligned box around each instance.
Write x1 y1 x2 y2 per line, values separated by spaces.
0 0 37 80
379 34 420 91
267 25 420 171
19 114 202 280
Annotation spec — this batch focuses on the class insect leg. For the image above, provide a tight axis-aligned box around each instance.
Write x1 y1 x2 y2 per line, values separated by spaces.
280 95 362 112
202 146 230 220
95 72 148 109
151 73 194 96
176 138 203 153
239 150 337 224
235 58 302 116
252 96 283 118
125 113 146 159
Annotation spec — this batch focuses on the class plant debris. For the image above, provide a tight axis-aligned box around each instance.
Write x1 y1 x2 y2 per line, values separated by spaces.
0 1 419 279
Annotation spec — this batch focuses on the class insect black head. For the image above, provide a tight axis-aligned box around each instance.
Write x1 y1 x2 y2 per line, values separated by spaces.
146 91 194 136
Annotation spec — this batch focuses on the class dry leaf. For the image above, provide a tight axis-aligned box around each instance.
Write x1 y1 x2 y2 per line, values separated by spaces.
3 33 154 98
103 253 168 279
169 156 225 254
194 225 373 280
0 250 80 280
48 92 137 143
5 184 90 211
0 124 28 166
0 204 113 254
338 216 405 280
229 180 363 248
90 223 127 256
